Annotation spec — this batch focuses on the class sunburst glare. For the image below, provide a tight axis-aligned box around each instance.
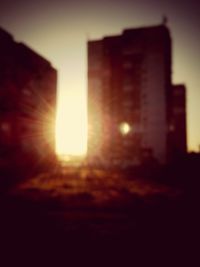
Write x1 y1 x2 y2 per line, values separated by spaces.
19 87 56 164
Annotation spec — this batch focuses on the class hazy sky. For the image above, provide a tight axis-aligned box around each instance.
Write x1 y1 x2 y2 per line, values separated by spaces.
0 0 199 151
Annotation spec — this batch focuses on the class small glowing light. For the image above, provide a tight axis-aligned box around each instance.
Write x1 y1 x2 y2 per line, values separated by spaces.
120 122 131 135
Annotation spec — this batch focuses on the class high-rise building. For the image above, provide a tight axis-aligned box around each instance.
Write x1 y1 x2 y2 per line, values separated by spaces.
0 27 57 171
170 84 187 158
88 24 186 166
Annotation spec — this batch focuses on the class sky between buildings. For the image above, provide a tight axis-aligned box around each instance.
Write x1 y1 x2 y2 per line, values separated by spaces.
0 0 199 152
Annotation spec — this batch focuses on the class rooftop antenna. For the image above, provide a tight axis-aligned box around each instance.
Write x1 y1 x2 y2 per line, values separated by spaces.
162 15 168 25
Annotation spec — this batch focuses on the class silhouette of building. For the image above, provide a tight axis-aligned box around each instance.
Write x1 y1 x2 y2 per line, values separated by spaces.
0 27 57 171
169 84 187 158
88 24 186 166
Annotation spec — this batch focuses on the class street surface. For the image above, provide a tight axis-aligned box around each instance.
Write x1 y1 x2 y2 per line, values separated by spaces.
0 165 197 266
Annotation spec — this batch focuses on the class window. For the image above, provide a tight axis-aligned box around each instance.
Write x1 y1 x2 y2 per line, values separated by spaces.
123 85 133 92
1 122 10 133
123 61 132 69
22 89 32 96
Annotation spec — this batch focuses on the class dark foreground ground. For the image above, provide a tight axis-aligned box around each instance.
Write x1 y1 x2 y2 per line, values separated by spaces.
0 158 199 267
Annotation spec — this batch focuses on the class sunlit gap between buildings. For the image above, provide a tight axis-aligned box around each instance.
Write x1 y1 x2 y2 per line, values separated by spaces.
55 82 87 163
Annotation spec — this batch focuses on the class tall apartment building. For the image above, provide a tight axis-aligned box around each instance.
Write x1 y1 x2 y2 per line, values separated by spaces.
0 27 57 171
170 84 187 158
88 24 186 166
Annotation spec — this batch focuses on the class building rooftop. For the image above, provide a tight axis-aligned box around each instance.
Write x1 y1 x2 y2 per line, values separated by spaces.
88 24 170 43
0 26 55 69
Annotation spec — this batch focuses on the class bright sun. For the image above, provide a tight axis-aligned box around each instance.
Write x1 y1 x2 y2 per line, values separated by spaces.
55 88 87 157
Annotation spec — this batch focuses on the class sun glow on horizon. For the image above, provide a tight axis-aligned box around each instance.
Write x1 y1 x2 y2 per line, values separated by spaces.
55 85 87 157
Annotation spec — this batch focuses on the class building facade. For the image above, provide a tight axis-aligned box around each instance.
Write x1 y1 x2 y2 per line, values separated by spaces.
0 27 57 171
88 24 186 166
169 84 187 158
